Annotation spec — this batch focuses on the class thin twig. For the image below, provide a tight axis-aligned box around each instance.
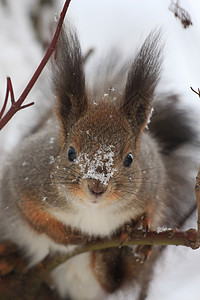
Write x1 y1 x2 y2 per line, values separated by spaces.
191 86 200 98
8 77 15 104
0 0 71 130
0 78 10 119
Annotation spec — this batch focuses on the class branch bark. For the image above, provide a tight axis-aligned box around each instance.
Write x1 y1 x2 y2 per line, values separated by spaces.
0 228 199 300
195 165 200 247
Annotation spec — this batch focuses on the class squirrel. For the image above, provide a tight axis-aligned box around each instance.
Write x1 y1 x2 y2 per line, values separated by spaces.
0 26 199 300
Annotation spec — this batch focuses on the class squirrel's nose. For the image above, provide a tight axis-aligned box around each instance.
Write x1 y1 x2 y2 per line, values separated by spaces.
88 181 107 197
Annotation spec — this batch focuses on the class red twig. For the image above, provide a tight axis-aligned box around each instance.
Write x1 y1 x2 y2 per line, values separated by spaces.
8 77 15 104
0 78 10 119
0 0 71 130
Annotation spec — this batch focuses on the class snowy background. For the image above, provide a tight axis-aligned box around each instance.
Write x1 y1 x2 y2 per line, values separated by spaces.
0 0 200 299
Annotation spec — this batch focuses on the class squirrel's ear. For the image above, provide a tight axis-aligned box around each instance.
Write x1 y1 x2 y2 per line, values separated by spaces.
53 26 87 133
121 30 162 138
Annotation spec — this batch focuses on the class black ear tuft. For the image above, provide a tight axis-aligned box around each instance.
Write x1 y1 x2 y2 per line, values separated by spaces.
53 25 87 132
121 30 163 136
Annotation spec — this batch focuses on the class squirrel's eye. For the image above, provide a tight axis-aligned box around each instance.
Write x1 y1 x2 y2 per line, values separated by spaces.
68 147 76 162
123 153 133 167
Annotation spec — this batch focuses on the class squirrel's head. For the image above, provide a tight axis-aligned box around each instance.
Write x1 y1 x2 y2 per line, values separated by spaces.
51 26 162 216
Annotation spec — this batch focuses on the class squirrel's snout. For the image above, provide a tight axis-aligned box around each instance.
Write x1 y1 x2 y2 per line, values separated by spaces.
88 181 107 197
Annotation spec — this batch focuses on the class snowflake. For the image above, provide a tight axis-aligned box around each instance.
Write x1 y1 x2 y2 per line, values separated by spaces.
74 145 117 185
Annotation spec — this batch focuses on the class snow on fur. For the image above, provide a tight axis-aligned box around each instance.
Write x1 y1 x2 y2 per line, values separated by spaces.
75 145 117 185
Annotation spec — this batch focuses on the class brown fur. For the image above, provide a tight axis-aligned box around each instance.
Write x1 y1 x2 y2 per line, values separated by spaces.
0 26 199 300
18 193 72 245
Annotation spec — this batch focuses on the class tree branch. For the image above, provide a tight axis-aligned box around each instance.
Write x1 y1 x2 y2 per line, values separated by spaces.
0 0 71 130
0 227 199 300
195 165 200 247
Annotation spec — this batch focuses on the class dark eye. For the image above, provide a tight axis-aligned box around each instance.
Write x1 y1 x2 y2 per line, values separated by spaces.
123 153 133 167
68 147 76 161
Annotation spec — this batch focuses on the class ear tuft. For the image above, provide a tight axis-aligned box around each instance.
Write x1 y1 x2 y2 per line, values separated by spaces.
53 25 87 132
121 30 163 136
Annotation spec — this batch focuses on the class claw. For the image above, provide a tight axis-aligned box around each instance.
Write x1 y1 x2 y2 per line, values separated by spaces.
134 212 152 263
137 213 151 234
119 220 137 248
135 245 152 264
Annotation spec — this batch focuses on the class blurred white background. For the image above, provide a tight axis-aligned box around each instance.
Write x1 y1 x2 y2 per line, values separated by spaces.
0 1 200 299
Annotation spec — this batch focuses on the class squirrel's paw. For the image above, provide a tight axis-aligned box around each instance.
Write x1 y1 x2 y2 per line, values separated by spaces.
119 220 137 248
134 245 152 264
134 213 152 263
119 213 151 248
0 257 16 276
0 242 25 276
137 213 151 234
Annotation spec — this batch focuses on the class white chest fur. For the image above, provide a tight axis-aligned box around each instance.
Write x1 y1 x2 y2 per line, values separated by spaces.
50 204 138 238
